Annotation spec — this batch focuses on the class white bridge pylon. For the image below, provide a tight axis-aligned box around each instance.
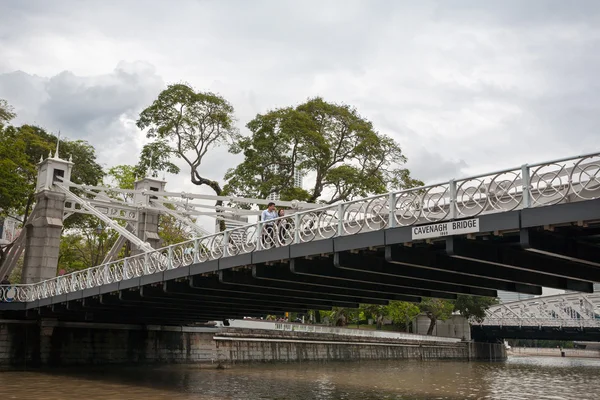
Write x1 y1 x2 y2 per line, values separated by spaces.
479 292 600 329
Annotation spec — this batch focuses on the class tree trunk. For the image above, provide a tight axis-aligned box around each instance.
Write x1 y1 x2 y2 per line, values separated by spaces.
426 317 437 335
191 170 226 231
314 310 321 324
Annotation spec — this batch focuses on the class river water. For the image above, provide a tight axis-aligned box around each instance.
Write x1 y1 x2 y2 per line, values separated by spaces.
1 356 599 399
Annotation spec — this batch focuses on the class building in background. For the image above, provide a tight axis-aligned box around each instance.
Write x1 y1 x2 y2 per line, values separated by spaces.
267 167 303 203
496 290 536 304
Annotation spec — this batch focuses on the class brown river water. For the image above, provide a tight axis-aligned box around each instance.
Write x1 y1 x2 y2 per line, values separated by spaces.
0 356 599 399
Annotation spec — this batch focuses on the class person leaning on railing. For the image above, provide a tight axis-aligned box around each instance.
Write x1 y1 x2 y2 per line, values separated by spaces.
261 202 278 248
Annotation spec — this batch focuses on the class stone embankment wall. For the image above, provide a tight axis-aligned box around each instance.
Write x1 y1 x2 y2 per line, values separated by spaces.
0 320 506 369
509 347 600 358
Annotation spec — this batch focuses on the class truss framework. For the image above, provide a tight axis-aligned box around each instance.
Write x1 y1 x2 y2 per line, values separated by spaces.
480 292 600 328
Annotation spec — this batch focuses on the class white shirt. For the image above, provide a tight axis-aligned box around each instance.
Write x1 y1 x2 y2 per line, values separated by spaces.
261 209 278 224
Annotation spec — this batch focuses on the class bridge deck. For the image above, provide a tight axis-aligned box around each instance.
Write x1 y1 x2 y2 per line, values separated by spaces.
1 152 599 325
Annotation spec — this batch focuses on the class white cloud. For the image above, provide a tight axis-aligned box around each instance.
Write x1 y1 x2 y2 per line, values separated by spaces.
0 0 599 193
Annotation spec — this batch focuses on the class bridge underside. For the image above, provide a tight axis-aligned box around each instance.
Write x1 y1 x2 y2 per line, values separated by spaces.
2 199 599 325
472 325 600 342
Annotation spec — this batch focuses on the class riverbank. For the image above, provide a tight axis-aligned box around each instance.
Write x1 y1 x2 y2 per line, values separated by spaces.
509 347 600 358
1 319 505 369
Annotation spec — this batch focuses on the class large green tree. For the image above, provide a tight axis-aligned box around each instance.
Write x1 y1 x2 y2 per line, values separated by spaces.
0 121 104 271
420 298 456 335
224 97 422 203
386 301 421 332
136 84 238 194
0 124 104 221
454 295 498 324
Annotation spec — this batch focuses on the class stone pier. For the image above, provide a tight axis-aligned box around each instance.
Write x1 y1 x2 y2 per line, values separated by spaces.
21 191 66 283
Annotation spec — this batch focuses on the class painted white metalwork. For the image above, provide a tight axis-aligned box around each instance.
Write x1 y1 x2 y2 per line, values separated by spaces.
1 151 599 303
479 292 600 329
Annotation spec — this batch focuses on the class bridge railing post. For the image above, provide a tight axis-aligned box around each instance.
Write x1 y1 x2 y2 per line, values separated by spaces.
521 164 531 208
143 253 150 275
256 221 263 251
223 230 230 257
449 179 457 220
337 203 344 237
388 192 396 228
167 246 174 270
104 263 111 284
123 258 129 279
294 213 300 244
193 239 200 264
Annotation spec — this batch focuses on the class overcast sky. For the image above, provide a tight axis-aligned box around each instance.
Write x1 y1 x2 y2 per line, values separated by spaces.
1 0 600 198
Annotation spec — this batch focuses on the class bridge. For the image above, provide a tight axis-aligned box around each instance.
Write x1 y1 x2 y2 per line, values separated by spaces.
0 151 599 326
473 291 600 342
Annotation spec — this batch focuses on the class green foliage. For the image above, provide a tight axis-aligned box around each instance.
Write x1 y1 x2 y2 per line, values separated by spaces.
386 301 421 331
0 98 15 124
136 83 238 193
0 124 104 220
454 295 498 323
420 298 456 335
224 97 422 203
106 165 137 190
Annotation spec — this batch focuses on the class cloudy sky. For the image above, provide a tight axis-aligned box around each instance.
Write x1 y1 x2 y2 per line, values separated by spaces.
1 0 600 197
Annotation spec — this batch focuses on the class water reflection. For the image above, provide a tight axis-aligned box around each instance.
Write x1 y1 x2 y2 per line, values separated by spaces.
0 357 599 399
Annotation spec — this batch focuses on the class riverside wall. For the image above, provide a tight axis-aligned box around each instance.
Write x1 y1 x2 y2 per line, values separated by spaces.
0 319 506 369
509 347 600 358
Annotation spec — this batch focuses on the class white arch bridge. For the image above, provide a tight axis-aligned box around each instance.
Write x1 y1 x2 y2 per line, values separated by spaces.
480 292 600 329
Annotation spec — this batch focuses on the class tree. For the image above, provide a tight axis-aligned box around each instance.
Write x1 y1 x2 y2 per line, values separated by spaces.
224 97 422 204
386 301 421 332
453 295 498 324
0 124 104 270
360 304 387 330
136 84 239 230
420 298 455 335
0 124 104 221
0 99 16 125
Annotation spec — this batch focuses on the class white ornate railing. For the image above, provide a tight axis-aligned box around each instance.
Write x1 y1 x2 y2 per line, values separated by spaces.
1 151 599 303
478 292 600 328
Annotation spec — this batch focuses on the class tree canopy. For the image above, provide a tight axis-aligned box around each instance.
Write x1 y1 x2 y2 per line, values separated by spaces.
136 83 239 195
0 98 15 124
0 124 104 221
224 97 422 204
454 295 498 323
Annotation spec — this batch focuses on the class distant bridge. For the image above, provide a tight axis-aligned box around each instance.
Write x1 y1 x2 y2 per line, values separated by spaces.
1 151 599 326
473 292 600 341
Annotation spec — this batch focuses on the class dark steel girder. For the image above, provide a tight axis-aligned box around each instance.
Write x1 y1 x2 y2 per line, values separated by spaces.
387 244 592 293
336 250 541 295
133 283 346 310
45 301 236 322
446 236 600 285
97 293 307 314
520 228 600 267
289 257 496 298
160 280 362 308
218 269 423 302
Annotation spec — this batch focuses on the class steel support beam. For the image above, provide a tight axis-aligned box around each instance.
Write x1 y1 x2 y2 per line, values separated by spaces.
446 237 600 284
290 258 496 297
520 229 600 267
387 244 592 293
219 268 428 302
336 250 541 295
